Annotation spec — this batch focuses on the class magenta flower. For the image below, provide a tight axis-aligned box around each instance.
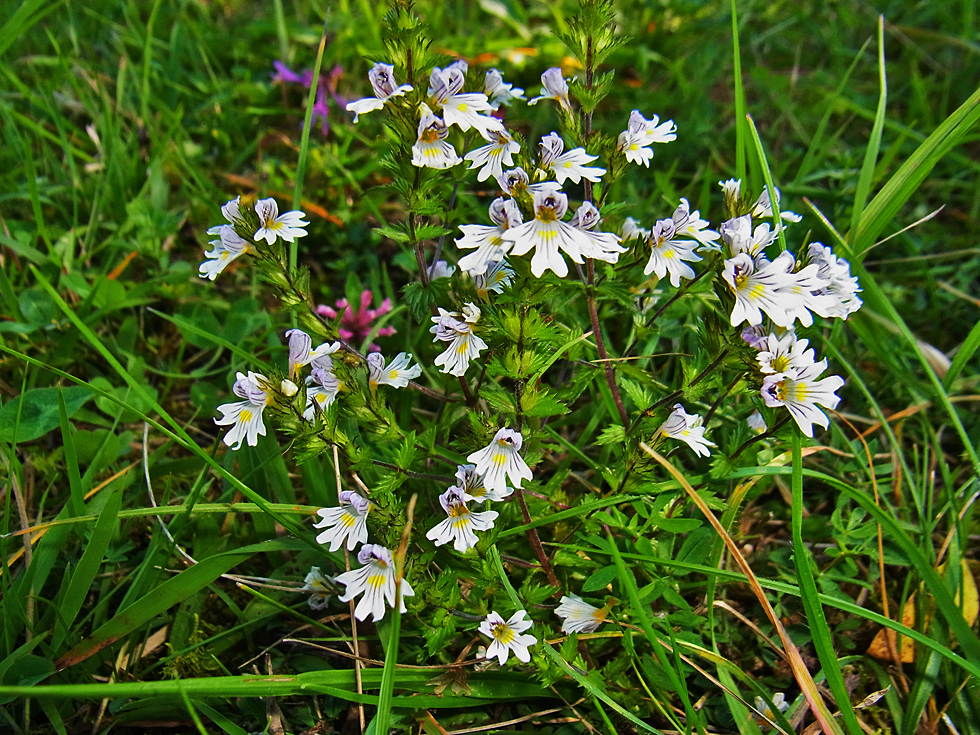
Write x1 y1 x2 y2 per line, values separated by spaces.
272 61 346 136
317 290 395 351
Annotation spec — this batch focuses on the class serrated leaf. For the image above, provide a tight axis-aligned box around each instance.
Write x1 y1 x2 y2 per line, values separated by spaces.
595 425 626 446
524 393 568 418
376 225 411 243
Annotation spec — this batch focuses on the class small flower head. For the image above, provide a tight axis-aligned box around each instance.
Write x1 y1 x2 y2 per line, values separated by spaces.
554 595 610 634
200 224 252 280
756 331 815 375
470 260 515 300
754 692 791 725
479 610 537 665
723 252 803 328
496 167 530 197
346 62 412 122
464 127 521 183
527 67 570 112
412 107 462 169
426 486 499 552
502 185 593 277
643 217 702 287
302 567 334 611
214 372 272 450
484 68 525 109
304 365 342 420
367 351 422 389
253 198 309 245
538 132 605 185
430 304 488 377
455 197 522 275
807 242 862 318
466 427 533 497
658 404 715 457
762 361 844 437
627 110 678 143
313 490 371 552
569 202 625 263
452 463 509 503
336 544 415 622
747 410 768 433
285 329 341 379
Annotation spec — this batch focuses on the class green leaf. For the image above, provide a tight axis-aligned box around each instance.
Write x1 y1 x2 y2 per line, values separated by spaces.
0 386 92 443
594 425 626 446
582 564 618 593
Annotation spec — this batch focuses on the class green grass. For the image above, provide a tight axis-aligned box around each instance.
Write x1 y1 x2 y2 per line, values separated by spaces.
2 0 980 733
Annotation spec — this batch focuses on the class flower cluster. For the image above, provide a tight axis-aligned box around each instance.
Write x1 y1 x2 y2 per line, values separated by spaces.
199 196 308 280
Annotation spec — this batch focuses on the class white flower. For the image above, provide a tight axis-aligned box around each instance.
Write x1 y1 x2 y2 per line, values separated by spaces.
756 331 815 375
286 329 341 379
627 110 678 143
720 214 780 259
621 217 651 241
214 371 271 450
762 360 844 437
502 184 594 277
569 202 626 263
479 610 537 664
367 351 422 388
671 198 720 250
412 107 462 169
722 253 803 328
555 595 608 634
747 410 768 433
754 692 791 723
428 66 499 136
496 167 530 196
346 63 413 122
807 243 862 318
467 427 533 497
484 69 525 109
527 68 570 112
751 186 802 224
456 198 523 275
452 463 510 503
464 127 521 183
643 216 703 287
302 567 334 611
200 224 253 280
470 260 515 300
538 132 605 185
719 179 801 223
430 304 488 377
313 490 371 552
618 131 654 166
304 366 341 420
658 404 715 457
617 111 677 167
428 260 456 281
426 486 499 552
253 198 309 245
336 544 415 622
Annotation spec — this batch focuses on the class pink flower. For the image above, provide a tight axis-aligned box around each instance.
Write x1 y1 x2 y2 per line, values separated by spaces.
317 289 395 351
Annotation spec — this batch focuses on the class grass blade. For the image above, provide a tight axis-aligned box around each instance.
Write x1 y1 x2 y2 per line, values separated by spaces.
730 0 747 182
51 478 123 652
790 433 862 735
640 443 845 735
290 14 329 279
849 17 887 236
53 542 276 671
943 316 980 390
852 81 980 258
